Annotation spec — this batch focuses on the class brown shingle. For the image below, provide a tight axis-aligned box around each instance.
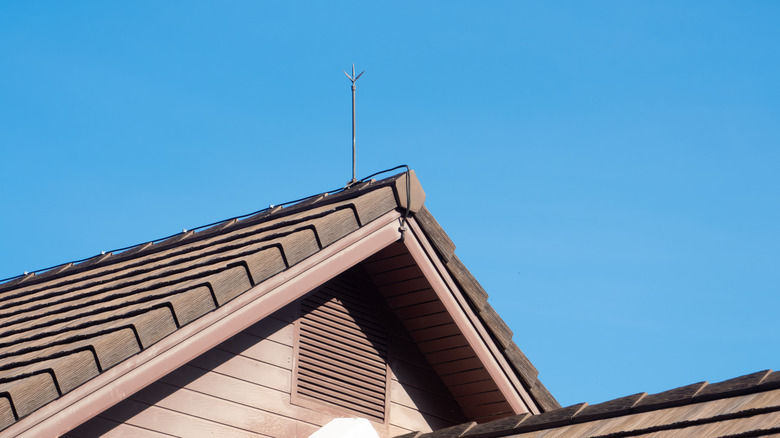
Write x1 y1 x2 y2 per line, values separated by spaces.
503 343 538 382
414 371 780 438
445 255 488 311
572 392 646 422
759 371 780 389
0 350 99 394
0 373 59 418
461 413 530 438
477 304 514 350
419 421 476 438
633 381 708 412
414 206 456 263
28 263 73 283
0 397 15 430
695 370 773 402
0 328 139 373
0 272 35 290
514 402 588 432
528 379 561 412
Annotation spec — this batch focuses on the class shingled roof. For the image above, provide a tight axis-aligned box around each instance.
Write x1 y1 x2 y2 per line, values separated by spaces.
398 369 780 437
0 170 558 437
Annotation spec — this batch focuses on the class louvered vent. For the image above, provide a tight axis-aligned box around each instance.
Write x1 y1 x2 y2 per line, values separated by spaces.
295 273 388 421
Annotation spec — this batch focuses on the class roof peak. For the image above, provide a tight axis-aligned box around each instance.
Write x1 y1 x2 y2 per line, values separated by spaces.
0 167 422 291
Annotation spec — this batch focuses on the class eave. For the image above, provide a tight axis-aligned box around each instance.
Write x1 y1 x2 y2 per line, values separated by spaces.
6 209 404 438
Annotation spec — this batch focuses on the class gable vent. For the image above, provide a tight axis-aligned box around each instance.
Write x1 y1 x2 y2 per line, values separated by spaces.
295 271 388 421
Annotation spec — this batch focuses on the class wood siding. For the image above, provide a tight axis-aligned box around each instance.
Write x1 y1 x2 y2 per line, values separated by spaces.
67 263 465 438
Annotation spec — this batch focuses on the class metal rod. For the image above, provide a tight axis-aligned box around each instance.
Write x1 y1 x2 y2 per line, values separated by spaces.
344 64 364 185
352 65 356 182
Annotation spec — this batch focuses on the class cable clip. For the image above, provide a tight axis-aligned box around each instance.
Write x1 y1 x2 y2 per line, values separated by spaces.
398 220 408 242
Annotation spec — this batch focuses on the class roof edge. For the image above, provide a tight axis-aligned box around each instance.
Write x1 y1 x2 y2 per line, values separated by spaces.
0 170 421 293
405 216 537 415
393 169 426 213
408 369 780 438
8 211 405 438
411 206 560 412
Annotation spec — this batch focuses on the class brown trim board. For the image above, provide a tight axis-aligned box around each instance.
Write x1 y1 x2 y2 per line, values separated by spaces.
7 211 405 438
403 217 538 416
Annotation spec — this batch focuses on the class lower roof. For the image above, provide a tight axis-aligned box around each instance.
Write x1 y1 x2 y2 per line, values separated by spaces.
400 369 780 437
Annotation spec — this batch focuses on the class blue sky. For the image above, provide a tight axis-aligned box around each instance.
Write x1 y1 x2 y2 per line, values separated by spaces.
1 2 778 408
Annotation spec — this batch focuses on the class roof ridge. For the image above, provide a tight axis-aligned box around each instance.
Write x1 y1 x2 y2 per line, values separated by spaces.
0 167 411 291
0 205 358 304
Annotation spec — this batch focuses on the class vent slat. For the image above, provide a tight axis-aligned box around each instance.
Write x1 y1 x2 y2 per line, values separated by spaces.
303 292 386 328
302 300 387 336
300 316 387 353
298 344 385 378
298 385 384 419
298 356 386 392
298 368 385 403
295 268 387 421
302 306 387 341
300 330 386 365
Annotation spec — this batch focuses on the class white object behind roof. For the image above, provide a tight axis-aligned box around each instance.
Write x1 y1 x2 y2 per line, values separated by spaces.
308 418 381 438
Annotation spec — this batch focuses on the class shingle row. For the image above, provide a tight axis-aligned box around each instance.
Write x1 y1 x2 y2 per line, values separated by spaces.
0 179 400 432
397 369 780 438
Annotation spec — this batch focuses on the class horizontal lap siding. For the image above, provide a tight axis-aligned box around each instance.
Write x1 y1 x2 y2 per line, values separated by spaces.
68 307 325 438
66 412 197 437
388 334 467 433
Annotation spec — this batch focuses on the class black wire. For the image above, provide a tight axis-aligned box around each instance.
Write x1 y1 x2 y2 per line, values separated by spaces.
360 164 409 183
0 165 410 284
357 164 413 238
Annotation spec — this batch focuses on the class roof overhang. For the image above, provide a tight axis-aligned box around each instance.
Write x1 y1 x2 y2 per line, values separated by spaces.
8 211 404 437
402 217 538 415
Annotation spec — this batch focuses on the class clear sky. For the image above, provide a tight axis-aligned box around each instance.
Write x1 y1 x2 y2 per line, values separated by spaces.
1 2 778 408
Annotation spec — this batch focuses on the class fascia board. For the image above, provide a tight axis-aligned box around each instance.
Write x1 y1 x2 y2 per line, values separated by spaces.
403 217 540 415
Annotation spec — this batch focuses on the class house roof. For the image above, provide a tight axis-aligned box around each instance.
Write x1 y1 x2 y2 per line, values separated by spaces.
398 369 780 437
0 169 558 436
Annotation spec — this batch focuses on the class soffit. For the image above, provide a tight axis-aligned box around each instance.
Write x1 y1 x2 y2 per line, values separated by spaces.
364 242 522 423
412 207 559 413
